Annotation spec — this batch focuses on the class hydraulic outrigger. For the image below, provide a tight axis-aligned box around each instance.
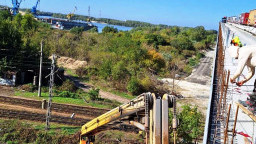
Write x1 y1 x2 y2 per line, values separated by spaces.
80 92 176 144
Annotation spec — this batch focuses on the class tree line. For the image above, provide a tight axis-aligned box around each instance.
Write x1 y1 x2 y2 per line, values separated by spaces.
0 10 217 95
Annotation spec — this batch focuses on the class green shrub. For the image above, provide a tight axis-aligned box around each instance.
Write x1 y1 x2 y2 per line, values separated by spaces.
56 91 80 99
87 88 100 100
35 132 52 144
194 42 206 50
19 83 37 92
0 119 79 144
57 80 77 92
182 50 195 57
88 27 98 33
196 52 204 60
70 26 84 35
189 58 197 67
183 65 192 74
177 105 204 143
102 26 118 33
127 77 142 95
41 86 48 93
75 67 87 77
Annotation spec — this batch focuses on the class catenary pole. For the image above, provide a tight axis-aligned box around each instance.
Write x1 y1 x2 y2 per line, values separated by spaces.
38 40 43 97
45 54 55 130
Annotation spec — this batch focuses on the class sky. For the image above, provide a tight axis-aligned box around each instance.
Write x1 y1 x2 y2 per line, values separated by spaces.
1 0 256 30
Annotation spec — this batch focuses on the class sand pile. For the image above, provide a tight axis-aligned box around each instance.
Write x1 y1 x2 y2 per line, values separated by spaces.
57 56 87 70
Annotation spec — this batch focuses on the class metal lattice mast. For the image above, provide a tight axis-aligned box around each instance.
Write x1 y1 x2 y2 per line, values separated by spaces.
45 54 55 130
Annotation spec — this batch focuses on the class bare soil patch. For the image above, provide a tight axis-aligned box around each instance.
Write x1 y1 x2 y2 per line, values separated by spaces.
57 56 87 70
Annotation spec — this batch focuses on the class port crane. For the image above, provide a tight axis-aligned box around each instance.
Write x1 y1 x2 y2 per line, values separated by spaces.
11 0 22 15
80 93 177 144
67 6 77 20
31 0 40 15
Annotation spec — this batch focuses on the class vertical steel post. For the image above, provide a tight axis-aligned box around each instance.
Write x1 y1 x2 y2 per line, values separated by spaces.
38 40 43 97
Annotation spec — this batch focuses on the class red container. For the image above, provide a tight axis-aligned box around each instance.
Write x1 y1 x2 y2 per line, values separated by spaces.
240 13 249 25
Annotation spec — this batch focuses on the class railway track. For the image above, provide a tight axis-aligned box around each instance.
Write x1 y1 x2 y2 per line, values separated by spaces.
0 108 90 126
0 95 109 117
0 95 138 132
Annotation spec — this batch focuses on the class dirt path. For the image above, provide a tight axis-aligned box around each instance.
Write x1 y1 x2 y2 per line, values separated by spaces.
185 50 215 85
162 49 216 115
65 74 130 103
162 78 210 114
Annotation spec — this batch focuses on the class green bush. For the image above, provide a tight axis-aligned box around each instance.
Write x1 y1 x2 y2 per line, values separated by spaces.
0 119 79 144
56 91 80 99
0 120 37 143
182 50 195 57
70 26 84 35
127 77 142 95
196 52 204 60
102 26 118 33
188 58 197 67
75 67 88 77
86 88 100 100
19 83 37 92
177 105 204 143
183 65 192 74
41 86 48 93
35 132 53 144
88 27 98 33
57 80 77 92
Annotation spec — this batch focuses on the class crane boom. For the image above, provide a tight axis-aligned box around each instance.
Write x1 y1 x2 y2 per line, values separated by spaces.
80 93 175 144
31 0 40 15
67 6 77 20
11 0 22 15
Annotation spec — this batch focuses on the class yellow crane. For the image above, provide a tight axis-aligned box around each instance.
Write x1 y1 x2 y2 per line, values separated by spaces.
80 93 177 144
67 6 77 20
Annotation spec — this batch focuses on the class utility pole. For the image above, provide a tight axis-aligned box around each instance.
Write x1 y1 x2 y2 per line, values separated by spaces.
45 54 55 130
38 40 43 97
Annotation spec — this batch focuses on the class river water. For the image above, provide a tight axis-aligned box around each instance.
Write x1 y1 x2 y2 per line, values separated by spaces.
37 15 133 32
91 22 133 32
